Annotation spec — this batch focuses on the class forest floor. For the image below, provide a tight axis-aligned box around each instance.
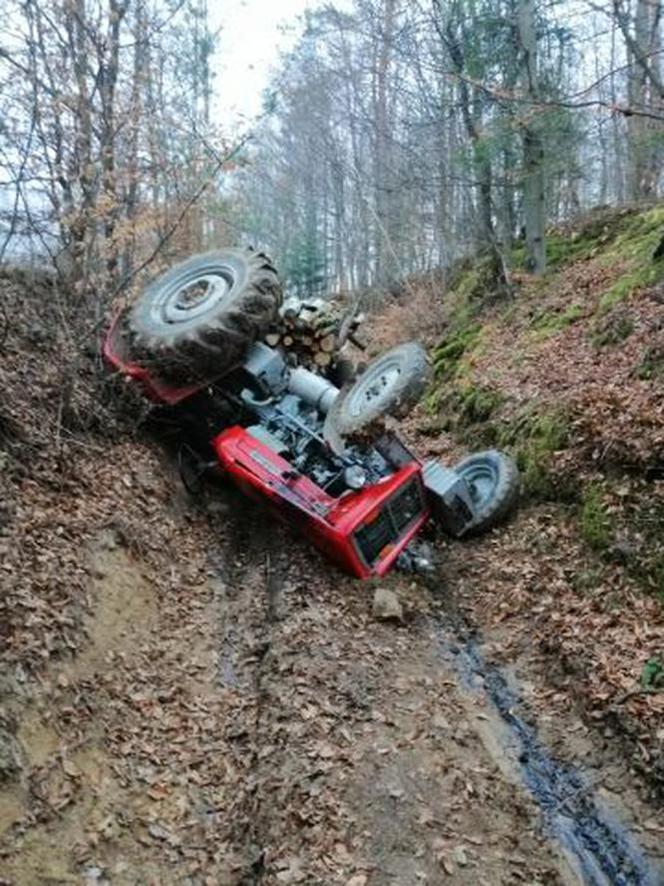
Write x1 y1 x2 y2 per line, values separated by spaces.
1 205 664 885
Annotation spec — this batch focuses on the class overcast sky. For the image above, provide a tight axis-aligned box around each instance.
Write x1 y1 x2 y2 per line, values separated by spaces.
210 0 320 125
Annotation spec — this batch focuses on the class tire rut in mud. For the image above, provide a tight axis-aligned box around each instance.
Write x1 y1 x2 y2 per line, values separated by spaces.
206 507 568 883
210 492 288 882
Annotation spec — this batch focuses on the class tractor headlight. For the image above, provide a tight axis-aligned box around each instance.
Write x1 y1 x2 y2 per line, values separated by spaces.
344 465 367 490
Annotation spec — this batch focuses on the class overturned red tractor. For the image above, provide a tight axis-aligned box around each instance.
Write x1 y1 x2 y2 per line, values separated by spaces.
104 248 519 578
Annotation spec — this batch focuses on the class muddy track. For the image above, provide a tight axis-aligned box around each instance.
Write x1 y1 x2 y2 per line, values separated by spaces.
434 617 662 885
212 493 289 881
2 472 663 885
206 491 664 885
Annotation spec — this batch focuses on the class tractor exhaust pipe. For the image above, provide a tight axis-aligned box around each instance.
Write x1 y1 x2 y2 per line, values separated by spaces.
287 367 339 414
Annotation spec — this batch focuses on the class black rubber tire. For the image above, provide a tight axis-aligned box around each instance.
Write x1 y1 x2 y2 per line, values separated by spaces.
326 342 430 437
128 247 282 378
327 356 356 388
453 449 519 535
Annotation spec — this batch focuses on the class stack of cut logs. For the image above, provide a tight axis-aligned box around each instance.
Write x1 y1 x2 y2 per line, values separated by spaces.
263 297 363 371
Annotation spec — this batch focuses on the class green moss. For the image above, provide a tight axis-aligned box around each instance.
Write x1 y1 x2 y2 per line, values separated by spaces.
454 267 482 301
629 498 664 601
605 205 664 260
426 384 504 433
513 204 664 311
599 260 664 311
512 230 594 271
517 447 556 499
655 555 664 604
531 303 584 338
598 205 664 310
580 483 612 551
494 407 572 500
637 344 664 380
432 325 481 380
571 566 605 595
446 251 512 306
513 207 641 273
546 232 597 268
497 408 570 451
459 385 504 423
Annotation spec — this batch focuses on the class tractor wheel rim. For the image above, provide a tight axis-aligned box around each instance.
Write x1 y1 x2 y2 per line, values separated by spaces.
460 462 498 506
151 269 235 324
347 358 401 418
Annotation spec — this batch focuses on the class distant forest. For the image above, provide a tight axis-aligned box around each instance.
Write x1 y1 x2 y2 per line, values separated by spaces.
0 0 662 302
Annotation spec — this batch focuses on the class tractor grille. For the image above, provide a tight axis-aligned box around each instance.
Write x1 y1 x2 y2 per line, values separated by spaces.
354 512 394 564
354 478 424 565
389 478 424 533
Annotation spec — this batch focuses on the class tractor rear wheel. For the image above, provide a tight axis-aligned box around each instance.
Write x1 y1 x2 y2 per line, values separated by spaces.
128 247 282 379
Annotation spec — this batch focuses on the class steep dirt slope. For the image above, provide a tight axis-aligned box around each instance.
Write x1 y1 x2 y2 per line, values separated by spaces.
374 205 664 800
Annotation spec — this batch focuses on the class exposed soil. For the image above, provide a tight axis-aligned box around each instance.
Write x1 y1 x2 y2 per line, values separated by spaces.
2 470 663 884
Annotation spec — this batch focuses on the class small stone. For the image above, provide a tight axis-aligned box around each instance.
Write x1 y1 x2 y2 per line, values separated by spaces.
26 322 48 344
148 823 171 841
452 846 468 867
606 539 637 565
372 588 403 622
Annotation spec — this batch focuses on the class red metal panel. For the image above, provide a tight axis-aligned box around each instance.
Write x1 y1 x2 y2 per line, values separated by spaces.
213 427 429 579
103 314 207 405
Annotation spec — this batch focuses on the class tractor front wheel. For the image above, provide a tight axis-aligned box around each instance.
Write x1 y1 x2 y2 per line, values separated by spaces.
325 342 430 442
453 449 519 535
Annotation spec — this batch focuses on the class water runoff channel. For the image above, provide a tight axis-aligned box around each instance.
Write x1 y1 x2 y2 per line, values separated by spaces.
434 619 663 886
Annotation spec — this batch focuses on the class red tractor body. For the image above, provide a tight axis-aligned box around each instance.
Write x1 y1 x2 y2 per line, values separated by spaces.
213 426 429 578
104 318 431 578
104 246 517 580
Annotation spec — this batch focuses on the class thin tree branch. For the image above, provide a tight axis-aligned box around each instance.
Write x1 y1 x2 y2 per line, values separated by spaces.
111 134 252 298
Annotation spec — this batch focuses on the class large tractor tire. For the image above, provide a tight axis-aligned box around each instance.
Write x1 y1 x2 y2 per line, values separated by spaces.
324 342 430 448
453 449 519 534
128 247 282 379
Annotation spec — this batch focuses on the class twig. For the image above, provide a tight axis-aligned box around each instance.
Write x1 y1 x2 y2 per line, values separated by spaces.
111 134 252 298
0 295 9 351
448 68 664 122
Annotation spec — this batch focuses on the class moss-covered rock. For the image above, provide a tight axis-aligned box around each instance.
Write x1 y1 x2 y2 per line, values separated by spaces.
591 307 635 348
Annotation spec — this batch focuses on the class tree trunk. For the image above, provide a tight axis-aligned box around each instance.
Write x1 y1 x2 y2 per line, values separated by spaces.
517 0 546 275
374 0 397 287
623 0 663 199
